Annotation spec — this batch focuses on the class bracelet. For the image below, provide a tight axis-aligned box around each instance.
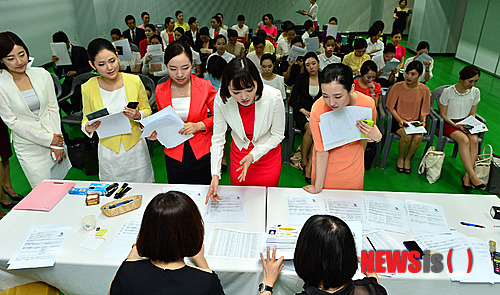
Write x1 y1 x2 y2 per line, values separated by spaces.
50 145 64 150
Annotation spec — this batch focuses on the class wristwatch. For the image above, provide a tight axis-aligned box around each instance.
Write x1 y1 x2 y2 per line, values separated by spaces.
258 282 273 293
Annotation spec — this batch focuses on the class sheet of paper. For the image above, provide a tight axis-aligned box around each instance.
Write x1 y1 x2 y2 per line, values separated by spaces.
206 228 266 259
452 237 500 283
78 235 105 251
305 37 320 53
287 45 307 62
50 43 72 66
205 194 245 223
147 44 164 65
319 106 373 150
326 25 338 38
286 195 324 226
113 39 133 61
88 112 132 139
162 186 207 210
50 146 72 180
362 230 404 251
403 121 427 135
102 218 141 259
363 196 409 234
346 220 363 257
381 60 400 72
140 106 193 148
456 116 488 134
265 226 300 260
372 49 383 57
324 196 363 222
405 200 449 234
415 53 433 64
7 224 71 270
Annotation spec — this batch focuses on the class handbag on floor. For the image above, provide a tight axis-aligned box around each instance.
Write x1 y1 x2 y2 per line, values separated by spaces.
418 146 445 184
487 154 500 194
474 144 492 187
289 145 303 170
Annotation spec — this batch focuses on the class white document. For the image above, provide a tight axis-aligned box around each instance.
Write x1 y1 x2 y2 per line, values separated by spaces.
88 112 132 139
326 25 338 38
78 235 105 251
102 218 141 259
346 220 363 257
305 37 320 53
415 53 433 64
113 39 133 61
50 42 72 66
363 196 409 234
7 224 71 270
162 186 207 210
381 60 400 72
324 196 363 222
265 226 300 260
205 194 245 223
362 230 404 251
140 106 193 149
403 121 427 135
452 237 500 283
287 45 307 62
372 49 383 57
50 146 72 180
206 228 266 259
286 195 323 226
147 44 164 65
319 106 373 151
405 200 449 234
456 116 488 134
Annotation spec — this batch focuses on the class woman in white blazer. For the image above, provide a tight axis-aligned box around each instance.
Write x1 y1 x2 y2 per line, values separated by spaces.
0 32 65 188
206 57 285 204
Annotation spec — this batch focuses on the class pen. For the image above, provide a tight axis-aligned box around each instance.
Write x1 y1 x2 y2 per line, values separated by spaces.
115 183 128 195
460 222 485 228
107 200 132 209
366 236 377 251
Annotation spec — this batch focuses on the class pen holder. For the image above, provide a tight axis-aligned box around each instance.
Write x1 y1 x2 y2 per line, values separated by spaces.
100 195 142 217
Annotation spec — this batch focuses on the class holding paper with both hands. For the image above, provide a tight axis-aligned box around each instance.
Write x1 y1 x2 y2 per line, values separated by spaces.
140 106 193 148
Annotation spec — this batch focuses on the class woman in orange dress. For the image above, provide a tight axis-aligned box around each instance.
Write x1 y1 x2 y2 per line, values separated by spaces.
304 64 382 193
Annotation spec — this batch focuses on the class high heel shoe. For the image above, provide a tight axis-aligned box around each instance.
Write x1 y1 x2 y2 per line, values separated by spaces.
302 169 312 184
461 178 472 191
2 188 24 202
471 182 486 190
0 201 15 210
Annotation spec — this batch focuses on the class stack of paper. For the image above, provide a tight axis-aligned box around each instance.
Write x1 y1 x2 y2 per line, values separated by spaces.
415 53 433 65
140 106 193 148
50 43 72 66
326 25 338 38
456 116 488 134
265 226 300 259
102 218 141 259
146 44 164 65
88 112 132 139
205 228 266 259
403 121 427 135
381 60 400 72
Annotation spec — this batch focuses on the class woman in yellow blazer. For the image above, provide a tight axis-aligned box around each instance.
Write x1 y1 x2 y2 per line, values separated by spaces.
81 38 154 182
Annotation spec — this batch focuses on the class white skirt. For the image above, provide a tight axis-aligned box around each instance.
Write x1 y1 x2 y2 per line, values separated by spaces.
13 140 54 188
98 138 154 183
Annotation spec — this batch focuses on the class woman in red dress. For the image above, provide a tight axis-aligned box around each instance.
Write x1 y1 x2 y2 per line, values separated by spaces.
206 57 285 203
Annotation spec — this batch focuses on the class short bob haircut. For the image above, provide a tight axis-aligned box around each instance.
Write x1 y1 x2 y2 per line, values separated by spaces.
87 38 115 63
294 215 358 290
199 27 210 37
459 65 481 80
175 10 183 18
304 20 314 30
150 34 162 45
207 55 227 79
237 14 245 22
320 63 354 92
353 38 367 50
164 40 193 66
253 36 266 47
145 23 156 32
188 17 197 26
373 20 385 32
141 11 149 19
391 30 402 38
52 31 69 43
303 52 319 64
383 43 396 54
416 41 430 52
212 15 222 26
323 35 336 45
164 17 174 27
227 29 238 39
220 57 264 103
291 36 304 47
329 17 338 24
136 191 204 262
174 27 185 35
0 32 30 70
260 53 276 65
405 60 424 75
360 60 378 76
214 34 227 43
368 25 379 38
262 13 274 22
110 28 122 38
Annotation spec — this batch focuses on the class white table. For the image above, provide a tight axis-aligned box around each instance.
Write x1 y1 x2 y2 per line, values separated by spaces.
267 187 500 295
0 181 267 295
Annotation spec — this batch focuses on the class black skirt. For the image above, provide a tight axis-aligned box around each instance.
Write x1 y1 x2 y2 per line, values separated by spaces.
164 141 211 185
0 119 12 161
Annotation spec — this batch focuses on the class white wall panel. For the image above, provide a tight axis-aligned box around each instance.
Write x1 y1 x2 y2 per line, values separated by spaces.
455 0 488 63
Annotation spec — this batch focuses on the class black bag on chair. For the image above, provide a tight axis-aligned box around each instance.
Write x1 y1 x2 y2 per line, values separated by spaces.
67 135 99 175
487 154 500 195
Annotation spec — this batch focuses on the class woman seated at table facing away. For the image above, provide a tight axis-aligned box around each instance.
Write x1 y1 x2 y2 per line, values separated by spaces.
260 215 387 295
342 38 371 76
404 41 433 83
290 52 322 184
0 31 65 189
109 191 225 295
354 60 382 107
385 60 430 175
148 41 217 185
206 57 285 204
304 64 381 194
82 38 154 183
440 65 485 190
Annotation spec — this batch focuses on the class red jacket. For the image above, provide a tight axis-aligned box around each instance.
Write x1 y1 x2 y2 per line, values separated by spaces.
155 74 216 162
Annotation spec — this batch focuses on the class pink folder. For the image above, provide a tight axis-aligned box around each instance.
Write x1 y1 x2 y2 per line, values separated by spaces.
13 181 76 212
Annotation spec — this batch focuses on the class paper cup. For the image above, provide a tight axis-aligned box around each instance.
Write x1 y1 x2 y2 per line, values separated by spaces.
81 214 96 231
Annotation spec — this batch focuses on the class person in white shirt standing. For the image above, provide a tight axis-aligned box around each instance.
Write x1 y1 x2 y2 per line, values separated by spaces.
207 35 235 64
301 0 319 31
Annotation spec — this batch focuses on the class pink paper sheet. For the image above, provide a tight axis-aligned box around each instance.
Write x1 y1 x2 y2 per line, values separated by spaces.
13 181 76 212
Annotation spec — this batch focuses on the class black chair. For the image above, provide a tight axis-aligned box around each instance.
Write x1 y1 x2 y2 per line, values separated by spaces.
157 75 170 86
50 73 62 100
59 72 99 127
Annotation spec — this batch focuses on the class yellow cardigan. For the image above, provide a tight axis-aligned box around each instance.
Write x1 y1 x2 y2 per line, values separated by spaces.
81 73 152 153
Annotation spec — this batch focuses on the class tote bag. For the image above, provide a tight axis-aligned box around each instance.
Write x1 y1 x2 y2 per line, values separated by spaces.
418 146 445 184
474 145 492 187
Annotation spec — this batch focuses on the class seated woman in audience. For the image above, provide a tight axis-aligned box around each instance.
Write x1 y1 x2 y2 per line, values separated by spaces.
354 60 382 106
373 43 398 87
174 27 185 41
366 25 384 57
257 14 277 46
142 35 168 82
276 23 296 61
248 30 276 55
160 17 175 48
204 55 227 91
232 14 250 43
279 36 305 86
207 35 236 64
0 32 65 189
109 191 225 295
138 11 155 33
385 61 430 174
390 30 405 67
206 57 285 203
260 53 286 101
179 35 202 77
318 36 341 71
116 36 142 73
290 52 322 184
186 17 200 49
216 12 228 31
209 15 227 39
301 20 315 43
226 29 245 58
174 10 191 33
304 64 381 193
342 38 371 76
320 17 342 51
440 65 485 190
260 215 387 295
276 21 292 44
82 38 154 182
196 27 215 73
404 41 433 83
246 37 266 73
139 24 157 58
111 28 139 52
150 41 216 185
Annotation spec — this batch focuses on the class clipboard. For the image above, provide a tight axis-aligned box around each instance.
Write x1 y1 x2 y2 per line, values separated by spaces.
14 181 75 212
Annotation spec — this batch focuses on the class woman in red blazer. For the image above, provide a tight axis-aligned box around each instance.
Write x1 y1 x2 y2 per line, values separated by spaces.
152 41 216 184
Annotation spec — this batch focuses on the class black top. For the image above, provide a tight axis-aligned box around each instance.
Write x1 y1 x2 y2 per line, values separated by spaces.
186 30 200 50
110 259 225 295
53 45 92 78
295 278 388 295
279 56 302 86
289 73 322 113
123 27 147 47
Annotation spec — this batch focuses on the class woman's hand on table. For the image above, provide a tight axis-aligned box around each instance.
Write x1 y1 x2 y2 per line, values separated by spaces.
206 175 222 204
303 184 322 194
356 120 382 142
260 245 284 289
236 154 253 182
